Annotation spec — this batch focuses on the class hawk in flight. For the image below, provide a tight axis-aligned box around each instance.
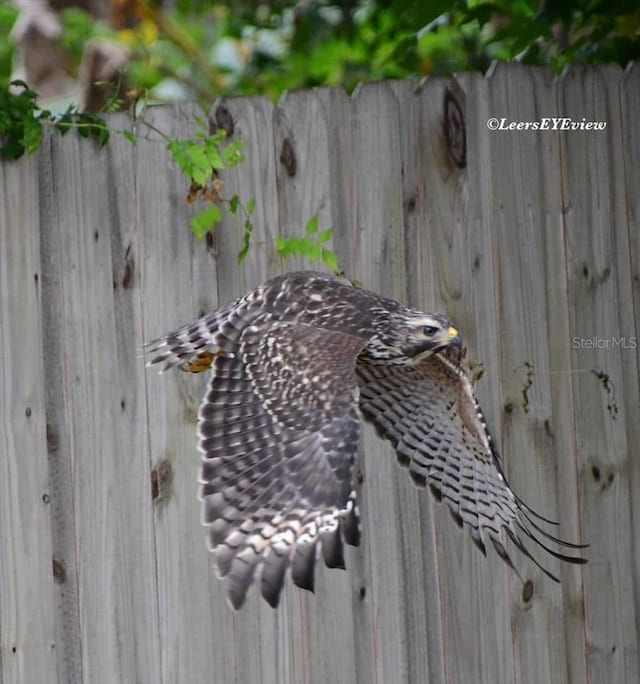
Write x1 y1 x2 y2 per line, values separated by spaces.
147 271 586 608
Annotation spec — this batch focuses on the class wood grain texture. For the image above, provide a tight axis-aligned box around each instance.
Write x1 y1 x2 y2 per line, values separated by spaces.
620 63 640 684
486 63 575 684
37 117 163 683
421 70 514 684
0 69 637 684
559 65 639 684
0 153 57 682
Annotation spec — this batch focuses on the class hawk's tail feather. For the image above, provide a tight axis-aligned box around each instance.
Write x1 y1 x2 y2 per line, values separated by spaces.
145 298 249 372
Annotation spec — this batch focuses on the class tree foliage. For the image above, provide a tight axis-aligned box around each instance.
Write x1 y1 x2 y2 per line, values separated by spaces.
1 1 638 103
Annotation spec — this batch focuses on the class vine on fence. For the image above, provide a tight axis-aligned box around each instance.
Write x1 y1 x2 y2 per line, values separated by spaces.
0 80 340 273
276 215 339 273
0 80 109 159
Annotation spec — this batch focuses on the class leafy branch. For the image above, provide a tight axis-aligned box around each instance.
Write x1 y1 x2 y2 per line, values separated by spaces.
276 215 340 273
1 79 341 272
161 119 257 259
0 80 108 160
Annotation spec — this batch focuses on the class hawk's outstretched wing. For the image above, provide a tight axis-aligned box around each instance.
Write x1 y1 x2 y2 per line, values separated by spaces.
198 322 365 608
147 277 375 608
357 351 587 580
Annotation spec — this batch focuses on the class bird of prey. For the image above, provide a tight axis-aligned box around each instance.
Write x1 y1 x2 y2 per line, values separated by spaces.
146 271 586 609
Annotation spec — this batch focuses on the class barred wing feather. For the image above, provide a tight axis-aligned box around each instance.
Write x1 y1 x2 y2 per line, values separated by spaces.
356 352 587 580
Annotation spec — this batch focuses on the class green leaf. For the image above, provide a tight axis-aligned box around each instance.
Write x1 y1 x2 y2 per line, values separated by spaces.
275 236 288 255
322 249 339 273
229 195 239 214
307 243 322 262
318 228 333 244
305 215 319 235
122 130 136 144
167 140 190 175
246 198 256 216
210 129 226 144
22 117 43 154
8 79 31 91
186 145 213 184
56 112 73 135
238 219 253 262
222 141 244 167
300 237 315 257
1 137 25 160
191 204 222 239
95 122 109 146
204 138 224 169
276 235 301 257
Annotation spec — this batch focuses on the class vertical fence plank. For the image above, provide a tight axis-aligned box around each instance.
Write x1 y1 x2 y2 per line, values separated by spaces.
559 65 640 684
0 157 57 682
212 96 281 300
313 88 358 270
485 62 583 684
620 62 640 654
37 123 162 682
38 137 84 684
417 71 514 684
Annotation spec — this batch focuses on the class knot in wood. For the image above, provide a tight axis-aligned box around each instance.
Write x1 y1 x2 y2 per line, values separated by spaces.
213 105 235 137
280 137 297 177
443 89 467 168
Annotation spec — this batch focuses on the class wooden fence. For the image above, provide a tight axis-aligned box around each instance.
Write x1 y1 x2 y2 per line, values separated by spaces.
1 63 639 684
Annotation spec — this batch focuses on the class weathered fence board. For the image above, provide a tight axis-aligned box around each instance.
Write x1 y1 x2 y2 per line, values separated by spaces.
431 70 513 684
559 65 640 683
487 63 570 684
38 122 163 683
620 62 640 684
1 66 639 684
0 155 57 682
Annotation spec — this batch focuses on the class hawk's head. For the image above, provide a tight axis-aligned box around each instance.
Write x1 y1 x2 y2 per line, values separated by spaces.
363 310 462 365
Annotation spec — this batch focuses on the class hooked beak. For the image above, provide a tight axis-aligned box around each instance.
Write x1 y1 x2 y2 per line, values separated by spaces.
433 326 463 352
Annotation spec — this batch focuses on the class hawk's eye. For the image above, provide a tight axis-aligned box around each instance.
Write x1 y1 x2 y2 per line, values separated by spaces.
423 325 440 336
